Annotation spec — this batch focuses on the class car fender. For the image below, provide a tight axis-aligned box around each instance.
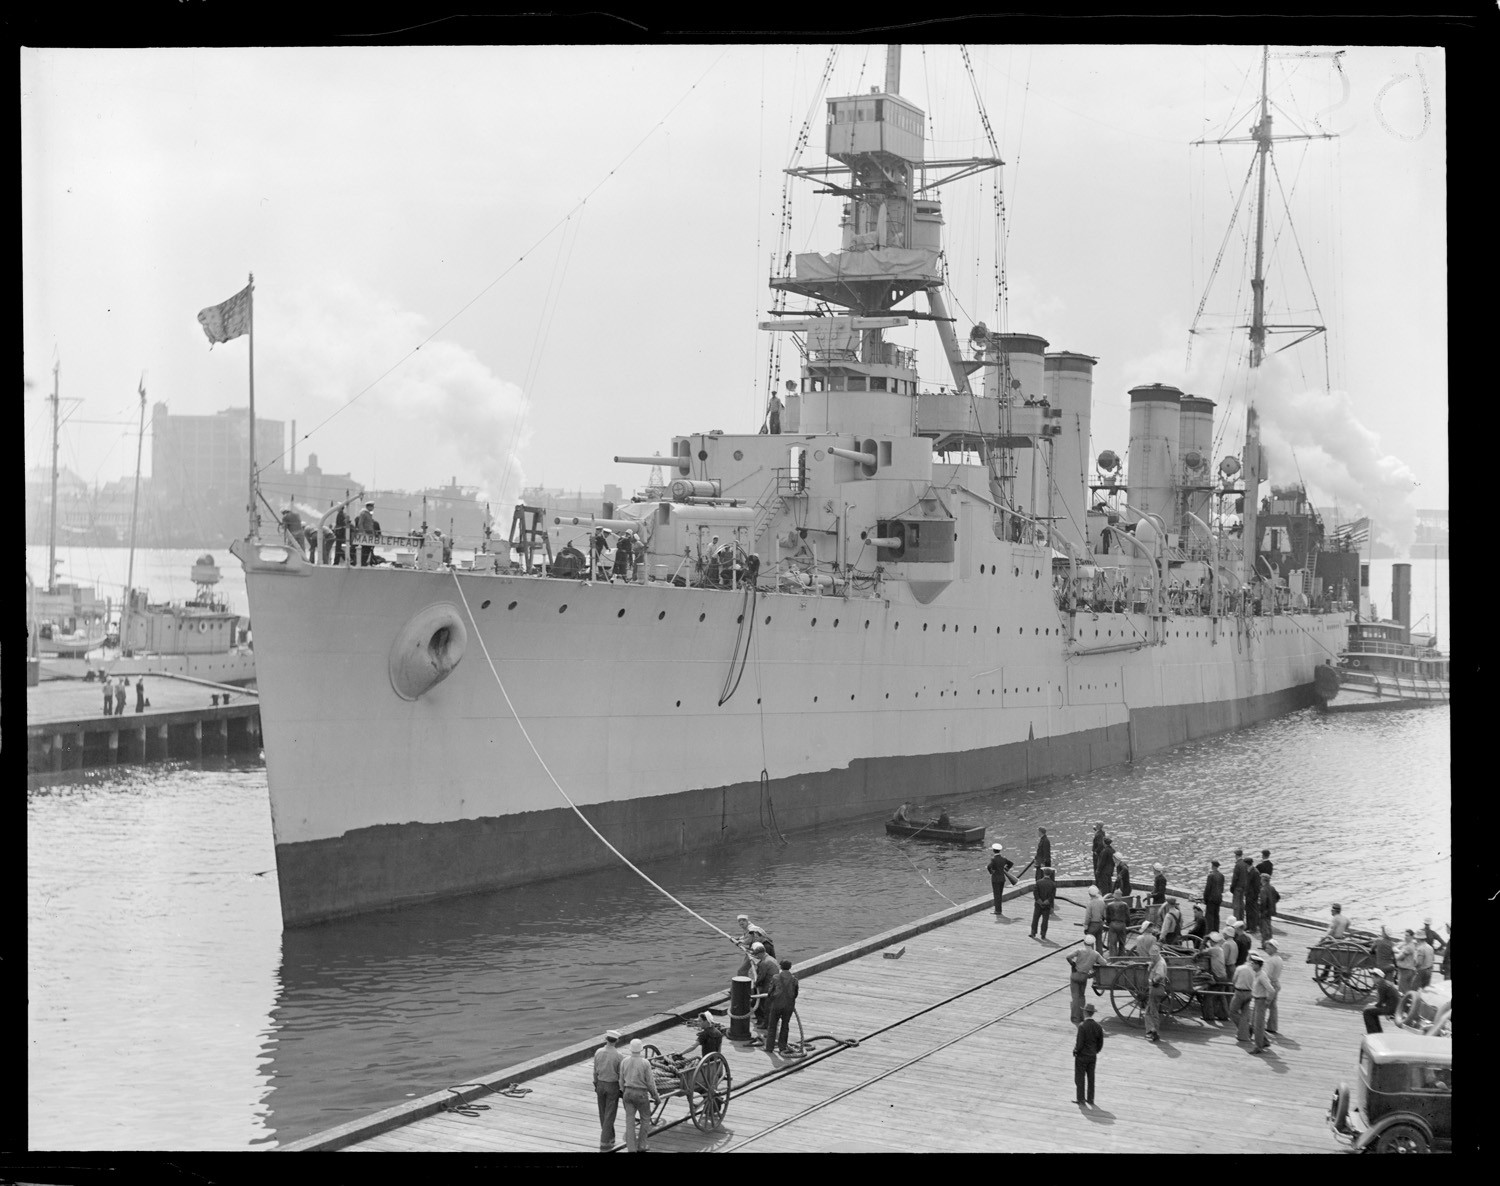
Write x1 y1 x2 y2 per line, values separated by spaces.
1353 1112 1432 1153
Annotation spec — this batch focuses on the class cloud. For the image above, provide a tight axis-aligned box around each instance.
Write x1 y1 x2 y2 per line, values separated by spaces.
257 279 530 505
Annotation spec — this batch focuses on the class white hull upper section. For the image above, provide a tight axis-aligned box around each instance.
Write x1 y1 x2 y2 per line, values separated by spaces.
240 533 1347 848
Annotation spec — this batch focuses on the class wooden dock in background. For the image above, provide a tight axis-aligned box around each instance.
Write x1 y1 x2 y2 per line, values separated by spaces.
26 674 261 779
283 881 1374 1154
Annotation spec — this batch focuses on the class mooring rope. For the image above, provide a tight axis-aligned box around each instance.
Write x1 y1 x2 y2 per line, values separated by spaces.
451 573 739 947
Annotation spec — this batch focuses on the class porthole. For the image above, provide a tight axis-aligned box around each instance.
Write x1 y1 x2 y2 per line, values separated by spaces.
972 625 977 633
1035 570 1040 579
895 622 900 630
675 700 681 707
865 620 870 629
481 599 492 610
940 624 945 632
850 694 855 701
733 449 744 461
811 617 817 627
764 616 772 625
658 611 666 620
1015 567 1020 577
559 604 568 614
885 693 889 699
699 612 705 622
617 609 626 618
833 619 839 627
1018 627 1023 635
507 601 517 610
813 696 818 703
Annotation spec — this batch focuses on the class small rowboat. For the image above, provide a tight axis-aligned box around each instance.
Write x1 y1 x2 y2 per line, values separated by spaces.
884 819 986 844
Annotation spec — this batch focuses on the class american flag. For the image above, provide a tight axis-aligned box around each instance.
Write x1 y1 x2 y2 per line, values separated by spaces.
1333 517 1370 550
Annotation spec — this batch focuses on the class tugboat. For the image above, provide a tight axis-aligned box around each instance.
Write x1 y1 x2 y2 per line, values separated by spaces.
1314 564 1449 711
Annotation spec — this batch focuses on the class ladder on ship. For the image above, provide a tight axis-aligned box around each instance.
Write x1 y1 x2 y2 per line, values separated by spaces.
509 505 552 574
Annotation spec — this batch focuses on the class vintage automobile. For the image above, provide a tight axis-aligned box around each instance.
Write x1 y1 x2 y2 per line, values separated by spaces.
1394 979 1452 1037
1328 1032 1452 1153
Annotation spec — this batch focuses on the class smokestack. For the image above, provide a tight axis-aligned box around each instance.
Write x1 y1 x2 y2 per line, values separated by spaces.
1044 351 1097 554
884 44 901 96
1177 396 1215 552
1392 563 1411 628
1126 383 1183 532
986 333 1049 514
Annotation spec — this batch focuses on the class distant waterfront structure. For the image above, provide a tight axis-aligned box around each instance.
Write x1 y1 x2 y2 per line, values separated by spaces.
520 484 624 517
151 403 286 504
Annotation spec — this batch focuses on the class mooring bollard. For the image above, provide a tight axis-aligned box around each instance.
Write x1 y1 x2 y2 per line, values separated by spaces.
728 975 752 1042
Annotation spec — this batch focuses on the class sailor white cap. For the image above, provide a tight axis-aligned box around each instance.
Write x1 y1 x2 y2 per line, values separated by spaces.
736 914 750 923
751 941 765 953
629 1038 644 1053
1152 863 1163 871
1208 932 1222 943
992 843 1003 851
1249 951 1265 962
605 1029 621 1041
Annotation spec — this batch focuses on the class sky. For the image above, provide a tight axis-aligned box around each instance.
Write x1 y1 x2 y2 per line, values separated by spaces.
21 43 1447 543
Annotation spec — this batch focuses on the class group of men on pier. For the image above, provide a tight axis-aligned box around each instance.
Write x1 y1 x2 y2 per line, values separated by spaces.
591 912 798 1151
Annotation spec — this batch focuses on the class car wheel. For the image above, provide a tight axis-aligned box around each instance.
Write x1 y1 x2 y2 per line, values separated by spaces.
1327 1083 1350 1131
1374 1122 1430 1154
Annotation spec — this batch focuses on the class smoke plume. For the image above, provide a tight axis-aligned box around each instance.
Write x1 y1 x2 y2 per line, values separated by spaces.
257 278 530 505
1247 354 1419 552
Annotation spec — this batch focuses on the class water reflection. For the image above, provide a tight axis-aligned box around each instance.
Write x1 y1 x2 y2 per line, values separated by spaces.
260 705 1448 1145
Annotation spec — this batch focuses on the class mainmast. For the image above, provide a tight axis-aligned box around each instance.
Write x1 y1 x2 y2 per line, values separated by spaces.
1249 46 1271 369
47 359 60 593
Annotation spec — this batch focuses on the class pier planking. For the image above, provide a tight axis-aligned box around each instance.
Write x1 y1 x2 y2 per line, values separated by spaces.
333 884 1380 1154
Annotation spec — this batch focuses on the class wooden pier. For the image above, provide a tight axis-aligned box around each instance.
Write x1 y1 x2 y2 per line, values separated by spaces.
25 673 261 780
282 881 1378 1154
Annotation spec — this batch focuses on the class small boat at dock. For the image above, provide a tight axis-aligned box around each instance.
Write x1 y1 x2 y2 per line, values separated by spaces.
884 817 986 844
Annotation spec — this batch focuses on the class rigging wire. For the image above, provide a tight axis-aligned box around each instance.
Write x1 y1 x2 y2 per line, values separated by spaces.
449 571 740 949
258 48 731 477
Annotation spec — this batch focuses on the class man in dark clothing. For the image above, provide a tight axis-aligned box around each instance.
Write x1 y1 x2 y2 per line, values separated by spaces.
1257 873 1280 942
1030 867 1057 940
1203 859 1225 934
1233 922 1252 968
1362 969 1402 1034
764 960 799 1054
1034 827 1052 878
1243 862 1262 931
1113 855 1132 900
1256 850 1274 878
751 943 779 1029
1229 849 1248 919
114 679 127 715
987 844 1014 915
135 677 146 713
1092 823 1107 871
1095 840 1115 895
592 1030 624 1151
1105 892 1130 957
1150 864 1167 906
333 505 349 563
103 681 114 716
1073 1003 1105 1105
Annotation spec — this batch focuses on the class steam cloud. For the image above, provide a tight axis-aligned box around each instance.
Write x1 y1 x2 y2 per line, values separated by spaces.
1126 335 1421 552
1247 355 1419 552
257 279 529 506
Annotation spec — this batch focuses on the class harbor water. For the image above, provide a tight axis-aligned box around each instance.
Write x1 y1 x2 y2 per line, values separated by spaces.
27 550 1451 1150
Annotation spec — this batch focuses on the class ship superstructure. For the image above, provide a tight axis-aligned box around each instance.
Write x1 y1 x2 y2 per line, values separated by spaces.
235 46 1352 927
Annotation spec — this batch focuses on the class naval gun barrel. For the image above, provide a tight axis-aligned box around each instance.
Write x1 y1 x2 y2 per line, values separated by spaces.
554 516 649 533
861 533 901 548
828 446 877 466
615 454 690 472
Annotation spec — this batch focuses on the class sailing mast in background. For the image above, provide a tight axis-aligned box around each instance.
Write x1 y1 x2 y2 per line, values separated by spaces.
1191 45 1338 587
46 359 60 593
122 375 147 656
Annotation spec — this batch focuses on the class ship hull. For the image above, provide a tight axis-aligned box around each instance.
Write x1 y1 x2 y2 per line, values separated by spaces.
237 545 1346 927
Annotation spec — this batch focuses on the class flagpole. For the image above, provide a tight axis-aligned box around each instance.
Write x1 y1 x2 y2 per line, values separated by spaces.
247 271 258 540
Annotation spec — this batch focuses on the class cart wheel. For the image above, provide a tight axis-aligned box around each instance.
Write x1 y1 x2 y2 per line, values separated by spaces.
1345 966 1375 1000
643 1043 664 1063
689 1051 731 1132
1162 987 1194 1015
1314 967 1359 1003
1110 987 1143 1021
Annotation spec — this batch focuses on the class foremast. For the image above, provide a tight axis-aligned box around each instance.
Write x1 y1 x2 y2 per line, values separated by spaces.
765 46 1002 410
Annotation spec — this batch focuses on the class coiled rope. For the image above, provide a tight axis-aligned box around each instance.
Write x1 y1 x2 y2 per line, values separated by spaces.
451 573 739 948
